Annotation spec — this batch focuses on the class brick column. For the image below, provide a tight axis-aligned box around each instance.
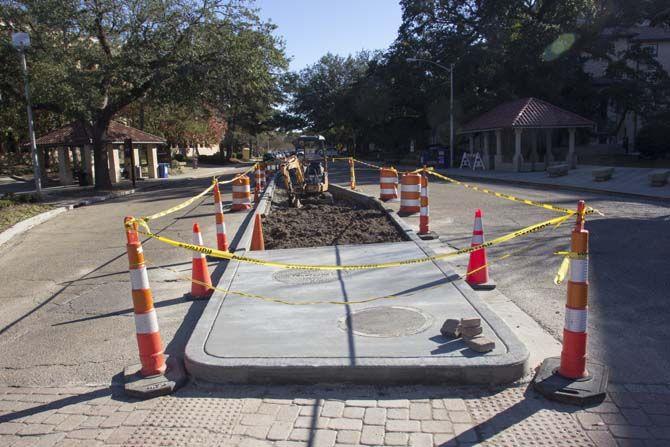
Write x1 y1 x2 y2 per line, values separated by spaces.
513 128 523 172
568 127 576 169
57 146 73 185
494 129 503 170
108 145 121 184
147 146 158 179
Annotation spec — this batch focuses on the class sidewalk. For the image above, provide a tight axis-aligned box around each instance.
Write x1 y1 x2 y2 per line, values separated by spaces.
1 381 668 446
440 165 670 201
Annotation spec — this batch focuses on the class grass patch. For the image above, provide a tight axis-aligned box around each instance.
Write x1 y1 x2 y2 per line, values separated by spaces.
0 199 53 233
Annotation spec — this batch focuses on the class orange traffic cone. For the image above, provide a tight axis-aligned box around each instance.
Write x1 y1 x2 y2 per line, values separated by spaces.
465 209 495 290
190 223 212 299
250 214 265 251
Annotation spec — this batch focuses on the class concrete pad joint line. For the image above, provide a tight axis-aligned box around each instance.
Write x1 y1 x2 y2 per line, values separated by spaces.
185 180 529 384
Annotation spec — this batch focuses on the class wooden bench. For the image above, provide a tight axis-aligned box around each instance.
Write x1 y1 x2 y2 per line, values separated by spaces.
649 170 670 187
547 164 569 177
592 167 614 182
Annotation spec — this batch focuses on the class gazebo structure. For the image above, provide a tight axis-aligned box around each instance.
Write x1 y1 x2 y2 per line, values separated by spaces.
32 121 166 186
459 97 595 172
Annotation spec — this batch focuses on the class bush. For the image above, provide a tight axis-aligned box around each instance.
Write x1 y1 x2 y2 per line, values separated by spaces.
637 121 670 159
173 153 186 162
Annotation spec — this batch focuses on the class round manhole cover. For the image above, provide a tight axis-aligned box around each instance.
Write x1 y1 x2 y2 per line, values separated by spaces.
272 269 349 285
338 306 432 338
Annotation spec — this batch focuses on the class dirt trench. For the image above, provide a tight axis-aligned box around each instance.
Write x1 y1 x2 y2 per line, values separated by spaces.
263 188 406 250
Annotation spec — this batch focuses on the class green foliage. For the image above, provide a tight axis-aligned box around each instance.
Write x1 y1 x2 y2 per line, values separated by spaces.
636 117 670 158
0 0 286 186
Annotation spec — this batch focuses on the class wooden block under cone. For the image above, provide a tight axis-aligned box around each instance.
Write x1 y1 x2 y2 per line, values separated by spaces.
250 214 265 251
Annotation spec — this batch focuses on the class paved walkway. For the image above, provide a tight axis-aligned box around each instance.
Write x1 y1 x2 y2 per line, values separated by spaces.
1 381 669 446
438 165 670 200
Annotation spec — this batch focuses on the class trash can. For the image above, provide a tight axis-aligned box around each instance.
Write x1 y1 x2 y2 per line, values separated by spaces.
158 163 169 179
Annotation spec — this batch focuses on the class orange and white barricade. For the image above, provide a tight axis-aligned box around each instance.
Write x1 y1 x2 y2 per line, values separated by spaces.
124 217 166 377
399 173 421 215
231 175 251 211
379 168 398 201
560 200 589 379
419 174 429 234
212 182 228 251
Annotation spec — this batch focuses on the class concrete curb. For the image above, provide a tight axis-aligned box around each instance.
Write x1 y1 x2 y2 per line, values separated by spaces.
0 189 136 248
185 181 530 385
0 206 68 248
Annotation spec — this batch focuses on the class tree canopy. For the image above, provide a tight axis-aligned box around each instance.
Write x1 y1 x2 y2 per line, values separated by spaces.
1 0 287 187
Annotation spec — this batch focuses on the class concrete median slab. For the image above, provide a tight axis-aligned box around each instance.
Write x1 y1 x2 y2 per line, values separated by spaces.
186 248 527 385
185 181 528 385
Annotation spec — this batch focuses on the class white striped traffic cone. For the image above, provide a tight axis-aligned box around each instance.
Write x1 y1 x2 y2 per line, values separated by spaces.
212 182 228 251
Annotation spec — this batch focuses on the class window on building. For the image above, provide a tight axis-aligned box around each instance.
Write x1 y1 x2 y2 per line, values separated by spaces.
640 43 658 57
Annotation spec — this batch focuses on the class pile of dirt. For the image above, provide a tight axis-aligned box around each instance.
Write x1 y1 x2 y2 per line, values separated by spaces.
264 189 406 249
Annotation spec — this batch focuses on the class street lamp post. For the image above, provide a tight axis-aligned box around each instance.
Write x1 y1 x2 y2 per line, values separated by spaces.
12 32 42 197
407 57 455 168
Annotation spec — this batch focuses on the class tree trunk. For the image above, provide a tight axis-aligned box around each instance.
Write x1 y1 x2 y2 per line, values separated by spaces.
91 118 113 190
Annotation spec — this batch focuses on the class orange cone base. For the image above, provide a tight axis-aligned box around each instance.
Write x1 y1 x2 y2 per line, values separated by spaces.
532 356 608 406
190 258 212 299
216 233 229 252
418 231 439 241
230 204 252 212
124 355 187 399
398 207 420 216
466 248 496 290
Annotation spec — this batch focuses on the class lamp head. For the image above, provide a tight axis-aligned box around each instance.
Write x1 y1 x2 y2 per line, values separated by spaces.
11 32 30 50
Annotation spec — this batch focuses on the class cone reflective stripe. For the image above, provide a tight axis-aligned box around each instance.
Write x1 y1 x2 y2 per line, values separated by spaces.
212 182 229 251
559 200 589 379
190 223 212 298
419 174 430 234
124 217 166 377
466 209 490 285
255 164 263 190
399 173 421 214
250 213 265 251
349 158 356 190
379 168 398 201
231 175 251 211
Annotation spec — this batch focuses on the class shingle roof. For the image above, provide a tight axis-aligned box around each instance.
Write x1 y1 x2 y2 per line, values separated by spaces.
604 26 670 42
33 121 166 147
459 97 594 133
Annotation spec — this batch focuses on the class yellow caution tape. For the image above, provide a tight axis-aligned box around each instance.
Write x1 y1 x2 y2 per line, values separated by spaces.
141 182 215 222
135 213 573 270
553 251 588 285
425 169 578 215
144 213 569 305
218 164 258 185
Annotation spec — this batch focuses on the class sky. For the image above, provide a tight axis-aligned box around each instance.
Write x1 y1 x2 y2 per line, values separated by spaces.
255 0 403 71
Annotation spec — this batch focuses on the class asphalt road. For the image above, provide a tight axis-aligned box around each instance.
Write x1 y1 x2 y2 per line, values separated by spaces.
329 161 670 384
0 167 251 386
1 161 668 387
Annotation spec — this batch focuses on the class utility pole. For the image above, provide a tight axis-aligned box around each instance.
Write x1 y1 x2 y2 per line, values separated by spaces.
12 32 42 198
407 57 455 168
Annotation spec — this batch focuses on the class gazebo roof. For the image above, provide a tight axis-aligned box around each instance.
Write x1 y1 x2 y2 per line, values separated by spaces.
33 121 166 147
459 97 594 134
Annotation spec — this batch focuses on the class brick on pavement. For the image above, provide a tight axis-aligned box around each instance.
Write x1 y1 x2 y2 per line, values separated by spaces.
0 383 669 446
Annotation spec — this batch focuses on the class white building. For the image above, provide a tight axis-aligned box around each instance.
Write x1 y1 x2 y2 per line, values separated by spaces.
584 25 670 151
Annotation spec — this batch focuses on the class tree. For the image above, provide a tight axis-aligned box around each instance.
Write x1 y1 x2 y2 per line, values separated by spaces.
1 0 285 188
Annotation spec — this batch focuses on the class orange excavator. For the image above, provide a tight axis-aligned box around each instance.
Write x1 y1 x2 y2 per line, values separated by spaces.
280 136 329 207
